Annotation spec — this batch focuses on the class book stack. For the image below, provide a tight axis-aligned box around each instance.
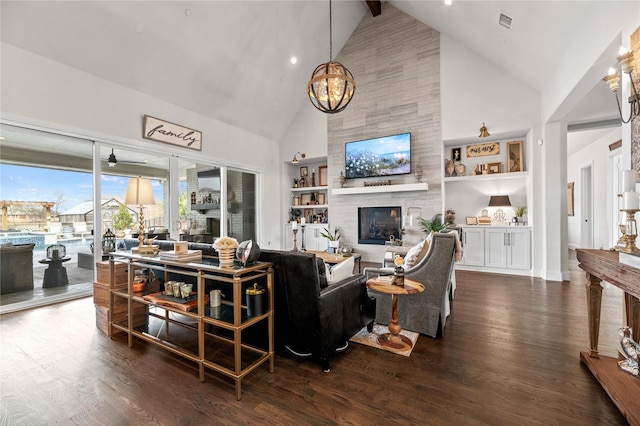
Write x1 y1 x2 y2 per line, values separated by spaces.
159 249 203 262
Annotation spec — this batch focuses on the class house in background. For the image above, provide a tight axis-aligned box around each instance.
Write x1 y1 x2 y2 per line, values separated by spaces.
58 198 138 235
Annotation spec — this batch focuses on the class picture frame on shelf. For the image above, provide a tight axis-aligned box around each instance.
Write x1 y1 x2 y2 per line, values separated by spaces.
317 193 326 205
567 182 575 216
300 166 308 177
451 147 462 162
318 165 328 186
465 216 478 225
300 193 312 205
487 162 502 174
506 141 524 172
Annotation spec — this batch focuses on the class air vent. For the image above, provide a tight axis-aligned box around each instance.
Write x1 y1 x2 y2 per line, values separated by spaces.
499 13 512 29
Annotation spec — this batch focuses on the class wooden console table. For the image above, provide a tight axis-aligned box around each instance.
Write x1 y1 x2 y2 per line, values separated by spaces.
576 249 640 425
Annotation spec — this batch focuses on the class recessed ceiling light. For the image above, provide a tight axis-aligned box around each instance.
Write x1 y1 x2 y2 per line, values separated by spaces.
444 0 452 5
499 13 512 30
185 9 192 17
290 56 298 65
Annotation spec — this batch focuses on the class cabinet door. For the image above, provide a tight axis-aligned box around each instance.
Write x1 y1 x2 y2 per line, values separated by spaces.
462 227 485 266
507 229 531 270
485 228 507 268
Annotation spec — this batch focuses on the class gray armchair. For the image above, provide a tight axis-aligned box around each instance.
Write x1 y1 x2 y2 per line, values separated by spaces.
364 232 457 338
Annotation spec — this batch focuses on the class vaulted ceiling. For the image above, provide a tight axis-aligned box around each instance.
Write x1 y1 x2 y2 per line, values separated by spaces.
0 1 621 145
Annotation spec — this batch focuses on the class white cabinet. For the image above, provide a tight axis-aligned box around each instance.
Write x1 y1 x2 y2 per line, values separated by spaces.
462 227 485 266
461 226 531 275
284 223 329 251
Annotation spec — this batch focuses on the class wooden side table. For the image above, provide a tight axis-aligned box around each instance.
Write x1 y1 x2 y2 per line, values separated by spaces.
367 276 424 351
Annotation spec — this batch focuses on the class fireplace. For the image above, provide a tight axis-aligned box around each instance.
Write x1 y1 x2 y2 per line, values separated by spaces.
358 206 402 245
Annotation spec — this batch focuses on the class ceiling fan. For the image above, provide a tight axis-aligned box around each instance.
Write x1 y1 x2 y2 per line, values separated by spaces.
106 148 147 167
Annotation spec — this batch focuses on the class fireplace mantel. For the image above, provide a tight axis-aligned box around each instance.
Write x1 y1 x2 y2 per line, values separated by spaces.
332 182 428 195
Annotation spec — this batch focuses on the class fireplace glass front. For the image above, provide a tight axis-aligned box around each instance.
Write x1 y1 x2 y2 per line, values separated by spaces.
357 206 402 245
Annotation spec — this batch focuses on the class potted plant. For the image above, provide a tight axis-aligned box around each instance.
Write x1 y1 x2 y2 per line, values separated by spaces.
420 213 444 234
514 206 527 223
320 225 341 252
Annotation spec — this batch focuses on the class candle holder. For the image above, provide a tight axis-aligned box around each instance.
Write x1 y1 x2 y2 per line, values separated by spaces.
300 224 307 252
619 209 640 253
291 228 299 252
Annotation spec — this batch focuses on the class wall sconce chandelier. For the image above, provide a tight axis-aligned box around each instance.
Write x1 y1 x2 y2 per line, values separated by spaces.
292 152 306 163
306 0 356 114
479 123 490 138
603 46 640 124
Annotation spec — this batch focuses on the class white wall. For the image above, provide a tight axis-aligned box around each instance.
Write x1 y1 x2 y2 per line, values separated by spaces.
567 127 622 250
1 43 284 249
440 35 541 142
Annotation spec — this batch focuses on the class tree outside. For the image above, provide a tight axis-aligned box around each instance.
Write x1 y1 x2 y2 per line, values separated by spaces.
113 204 133 231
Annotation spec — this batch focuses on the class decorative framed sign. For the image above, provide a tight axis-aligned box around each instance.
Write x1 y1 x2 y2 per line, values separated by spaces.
318 165 328 186
143 115 202 150
465 216 478 225
567 182 575 216
466 141 500 158
506 140 524 172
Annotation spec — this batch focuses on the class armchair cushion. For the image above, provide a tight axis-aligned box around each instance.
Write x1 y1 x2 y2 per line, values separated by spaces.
327 256 354 284
317 258 329 289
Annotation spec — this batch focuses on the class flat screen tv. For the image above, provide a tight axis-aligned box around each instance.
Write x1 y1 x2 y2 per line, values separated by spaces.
345 132 411 179
197 168 221 192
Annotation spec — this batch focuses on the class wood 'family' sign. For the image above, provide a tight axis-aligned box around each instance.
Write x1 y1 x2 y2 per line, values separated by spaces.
466 141 500 157
143 115 202 150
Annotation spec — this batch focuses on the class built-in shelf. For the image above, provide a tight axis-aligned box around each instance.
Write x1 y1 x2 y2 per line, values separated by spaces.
290 186 328 192
444 171 527 183
332 182 428 195
191 203 220 213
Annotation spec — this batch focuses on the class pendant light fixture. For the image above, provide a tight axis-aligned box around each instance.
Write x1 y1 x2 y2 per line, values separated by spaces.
306 0 356 113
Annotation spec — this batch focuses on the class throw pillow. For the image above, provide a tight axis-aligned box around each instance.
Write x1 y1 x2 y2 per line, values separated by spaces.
414 238 431 265
403 240 425 268
316 258 328 289
327 256 355 284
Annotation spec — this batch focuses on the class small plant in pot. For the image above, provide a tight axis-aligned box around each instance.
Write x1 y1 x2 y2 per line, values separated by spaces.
514 206 526 223
320 225 341 253
420 213 444 235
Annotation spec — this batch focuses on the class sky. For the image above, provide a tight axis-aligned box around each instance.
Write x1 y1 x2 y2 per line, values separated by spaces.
0 164 165 213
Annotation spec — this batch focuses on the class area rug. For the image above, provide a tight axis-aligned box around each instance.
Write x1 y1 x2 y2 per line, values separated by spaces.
349 323 419 357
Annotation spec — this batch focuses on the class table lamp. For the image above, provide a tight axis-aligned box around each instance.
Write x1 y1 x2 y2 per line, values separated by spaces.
488 194 511 224
125 176 156 254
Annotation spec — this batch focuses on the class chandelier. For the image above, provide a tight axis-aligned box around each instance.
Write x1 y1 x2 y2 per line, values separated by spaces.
306 0 356 113
603 46 639 124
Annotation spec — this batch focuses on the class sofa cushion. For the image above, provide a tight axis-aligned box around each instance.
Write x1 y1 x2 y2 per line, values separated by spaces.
327 256 354 284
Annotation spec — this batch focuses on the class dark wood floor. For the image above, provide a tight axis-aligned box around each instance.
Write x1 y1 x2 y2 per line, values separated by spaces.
0 252 629 425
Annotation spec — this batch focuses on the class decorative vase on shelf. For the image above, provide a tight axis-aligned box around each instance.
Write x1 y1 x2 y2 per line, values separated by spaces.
455 162 466 176
216 248 235 267
445 159 455 177
213 236 239 267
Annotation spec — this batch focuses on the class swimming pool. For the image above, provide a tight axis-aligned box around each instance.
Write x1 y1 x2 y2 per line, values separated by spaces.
1 232 92 251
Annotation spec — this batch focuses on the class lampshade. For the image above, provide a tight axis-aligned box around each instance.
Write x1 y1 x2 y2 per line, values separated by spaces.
125 177 155 206
488 195 511 207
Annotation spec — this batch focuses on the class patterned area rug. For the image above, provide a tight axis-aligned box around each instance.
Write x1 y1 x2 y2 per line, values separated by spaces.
350 323 419 357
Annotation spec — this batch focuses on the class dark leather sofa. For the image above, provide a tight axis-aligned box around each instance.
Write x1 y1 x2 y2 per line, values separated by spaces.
117 239 375 372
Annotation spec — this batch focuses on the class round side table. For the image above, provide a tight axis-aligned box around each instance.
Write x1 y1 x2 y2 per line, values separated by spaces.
366 276 424 351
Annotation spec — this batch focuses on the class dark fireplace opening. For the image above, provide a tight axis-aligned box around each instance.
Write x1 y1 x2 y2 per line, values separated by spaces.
358 206 402 245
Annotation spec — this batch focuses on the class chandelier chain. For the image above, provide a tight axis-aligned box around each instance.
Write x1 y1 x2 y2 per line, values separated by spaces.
329 0 333 61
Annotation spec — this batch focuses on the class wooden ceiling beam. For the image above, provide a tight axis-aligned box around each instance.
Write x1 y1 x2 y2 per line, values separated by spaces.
366 0 381 17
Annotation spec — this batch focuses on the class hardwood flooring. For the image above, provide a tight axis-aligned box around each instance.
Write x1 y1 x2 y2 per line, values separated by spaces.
0 251 629 425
